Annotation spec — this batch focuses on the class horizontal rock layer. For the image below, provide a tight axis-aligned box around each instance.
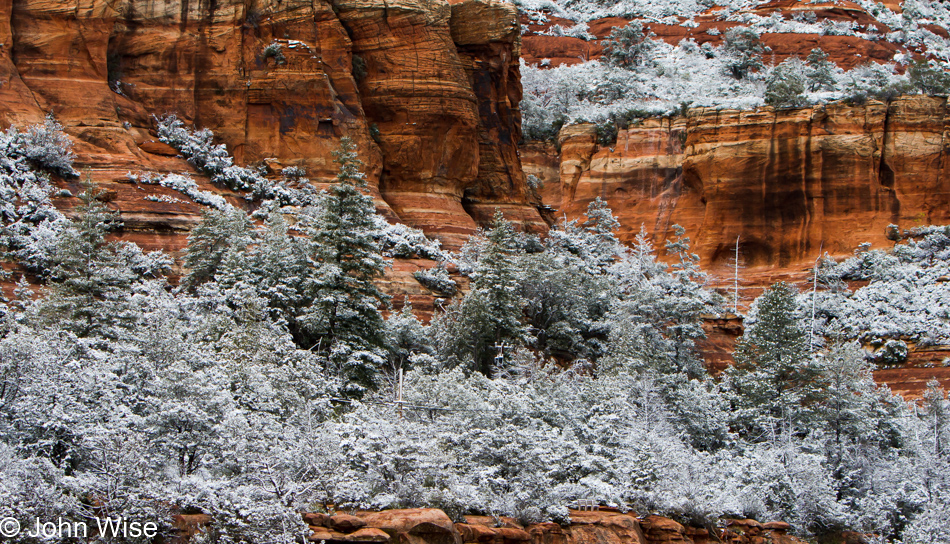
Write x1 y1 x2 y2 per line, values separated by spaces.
292 509 804 544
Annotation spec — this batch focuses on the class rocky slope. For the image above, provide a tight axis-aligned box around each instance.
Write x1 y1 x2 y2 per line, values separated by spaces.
521 1 912 69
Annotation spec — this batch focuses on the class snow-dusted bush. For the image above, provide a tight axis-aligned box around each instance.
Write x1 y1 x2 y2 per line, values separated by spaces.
155 114 261 192
843 62 909 104
155 115 321 208
600 21 658 67
721 27 766 79
806 226 950 348
413 264 458 296
130 171 231 210
543 22 596 40
765 58 808 108
262 41 287 65
17 114 78 179
0 120 71 271
373 216 445 260
908 59 950 96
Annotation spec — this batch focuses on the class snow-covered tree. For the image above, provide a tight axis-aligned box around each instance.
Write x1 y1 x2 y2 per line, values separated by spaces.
722 27 766 79
436 212 529 376
726 282 820 440
38 187 169 338
181 207 253 289
805 48 837 92
300 137 390 391
600 21 657 68
765 58 808 108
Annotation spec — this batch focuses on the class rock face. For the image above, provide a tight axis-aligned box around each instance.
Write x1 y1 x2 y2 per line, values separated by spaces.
530 96 950 274
279 509 808 544
0 0 541 250
524 96 950 395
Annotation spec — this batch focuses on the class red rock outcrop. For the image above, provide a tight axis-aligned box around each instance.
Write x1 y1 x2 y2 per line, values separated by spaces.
534 96 950 273
297 509 809 544
171 508 813 544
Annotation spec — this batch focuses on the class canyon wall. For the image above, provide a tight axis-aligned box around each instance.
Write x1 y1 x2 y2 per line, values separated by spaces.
525 96 950 277
0 0 543 251
523 96 950 397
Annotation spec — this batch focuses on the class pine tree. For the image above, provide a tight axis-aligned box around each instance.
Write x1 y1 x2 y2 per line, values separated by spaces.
601 21 655 69
182 207 253 290
722 27 765 80
435 212 529 377
727 282 819 440
765 58 807 108
581 197 621 273
40 187 140 338
301 137 390 391
603 225 716 378
805 48 836 92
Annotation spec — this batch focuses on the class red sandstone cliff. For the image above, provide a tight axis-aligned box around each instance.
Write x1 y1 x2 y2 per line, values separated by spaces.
522 96 950 396
526 96 950 275
0 0 543 251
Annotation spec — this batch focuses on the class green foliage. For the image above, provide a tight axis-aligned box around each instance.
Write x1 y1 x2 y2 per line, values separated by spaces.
182 207 253 289
722 27 765 80
301 137 390 391
765 59 807 108
435 212 529 377
726 282 819 440
352 55 368 82
39 186 169 338
600 21 656 69
604 225 718 380
413 264 457 296
908 59 950 96
383 304 435 377
521 108 567 143
594 109 651 145
805 48 836 92
262 42 286 65
844 63 910 105
519 200 622 362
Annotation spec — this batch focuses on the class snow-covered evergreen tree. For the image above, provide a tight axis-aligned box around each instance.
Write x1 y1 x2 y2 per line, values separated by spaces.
300 137 390 391
436 212 529 376
726 282 820 440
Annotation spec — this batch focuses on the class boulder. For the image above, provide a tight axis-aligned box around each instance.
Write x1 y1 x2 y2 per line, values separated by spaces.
331 514 369 533
304 513 333 528
362 508 462 544
639 515 689 543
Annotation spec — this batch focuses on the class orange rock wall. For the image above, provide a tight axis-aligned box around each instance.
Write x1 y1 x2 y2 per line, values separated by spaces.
286 509 804 544
0 0 541 250
529 96 950 275
524 96 950 395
